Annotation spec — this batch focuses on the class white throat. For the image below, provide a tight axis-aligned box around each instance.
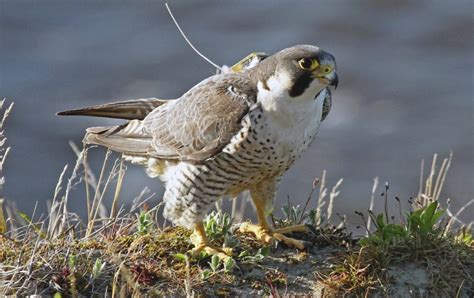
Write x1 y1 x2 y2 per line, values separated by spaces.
254 71 328 158
257 71 325 126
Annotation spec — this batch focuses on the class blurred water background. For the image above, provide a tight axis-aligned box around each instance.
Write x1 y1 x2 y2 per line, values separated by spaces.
1 0 472 227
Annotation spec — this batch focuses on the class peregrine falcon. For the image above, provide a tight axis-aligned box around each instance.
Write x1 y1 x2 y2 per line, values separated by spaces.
58 45 338 259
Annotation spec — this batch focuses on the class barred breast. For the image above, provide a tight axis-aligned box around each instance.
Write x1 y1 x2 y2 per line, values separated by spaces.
162 90 324 228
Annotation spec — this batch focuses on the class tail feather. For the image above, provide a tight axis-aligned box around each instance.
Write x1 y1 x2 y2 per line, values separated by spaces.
87 120 148 138
57 98 170 120
85 132 151 155
85 120 152 155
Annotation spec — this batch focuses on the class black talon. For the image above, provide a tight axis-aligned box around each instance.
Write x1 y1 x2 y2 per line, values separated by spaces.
307 224 319 235
302 240 313 251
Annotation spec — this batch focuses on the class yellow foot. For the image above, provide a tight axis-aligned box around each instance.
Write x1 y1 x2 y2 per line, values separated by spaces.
239 222 309 250
191 242 233 260
190 222 233 260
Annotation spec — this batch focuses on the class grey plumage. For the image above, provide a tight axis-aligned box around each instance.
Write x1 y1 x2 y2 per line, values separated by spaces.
58 45 338 229
57 98 168 120
321 88 332 122
142 74 258 161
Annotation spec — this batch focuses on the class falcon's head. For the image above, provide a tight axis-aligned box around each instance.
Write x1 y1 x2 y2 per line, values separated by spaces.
249 45 338 101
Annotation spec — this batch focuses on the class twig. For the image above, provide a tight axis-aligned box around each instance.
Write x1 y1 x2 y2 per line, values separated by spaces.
366 177 378 234
446 199 474 230
434 152 452 201
425 154 438 203
231 195 239 222
60 146 86 236
418 158 424 201
315 170 327 228
238 191 250 223
327 178 343 223
383 182 390 223
184 254 192 297
83 145 92 217
111 157 126 219
86 149 112 236
298 178 319 224
92 158 122 226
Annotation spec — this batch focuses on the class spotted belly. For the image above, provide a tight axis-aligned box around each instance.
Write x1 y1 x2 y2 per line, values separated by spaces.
161 134 311 228
161 145 293 227
161 103 322 228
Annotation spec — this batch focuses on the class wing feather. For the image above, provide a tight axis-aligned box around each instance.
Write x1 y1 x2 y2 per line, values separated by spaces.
84 120 152 155
82 73 257 161
57 98 170 120
143 73 257 161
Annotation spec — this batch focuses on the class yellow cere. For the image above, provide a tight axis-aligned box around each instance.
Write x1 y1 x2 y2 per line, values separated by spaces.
323 66 332 74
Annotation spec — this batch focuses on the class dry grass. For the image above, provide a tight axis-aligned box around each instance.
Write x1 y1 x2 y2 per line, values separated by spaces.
0 100 352 296
320 154 474 297
0 99 472 296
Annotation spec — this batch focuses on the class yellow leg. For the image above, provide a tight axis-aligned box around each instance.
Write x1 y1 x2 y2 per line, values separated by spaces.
273 224 308 234
190 222 233 260
239 181 309 250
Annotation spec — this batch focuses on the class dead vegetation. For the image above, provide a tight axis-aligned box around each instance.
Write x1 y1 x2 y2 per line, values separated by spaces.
320 154 474 297
0 97 472 297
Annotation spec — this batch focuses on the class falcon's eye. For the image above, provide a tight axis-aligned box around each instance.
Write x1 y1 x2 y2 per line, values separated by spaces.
323 66 332 74
298 58 318 70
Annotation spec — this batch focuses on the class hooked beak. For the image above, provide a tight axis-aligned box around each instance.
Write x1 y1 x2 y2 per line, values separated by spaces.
329 73 339 89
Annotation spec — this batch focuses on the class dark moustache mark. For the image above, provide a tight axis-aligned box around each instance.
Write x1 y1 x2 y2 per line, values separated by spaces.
289 71 313 97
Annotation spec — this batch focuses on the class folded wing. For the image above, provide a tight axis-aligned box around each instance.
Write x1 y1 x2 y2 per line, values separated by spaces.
144 74 257 161
63 73 257 162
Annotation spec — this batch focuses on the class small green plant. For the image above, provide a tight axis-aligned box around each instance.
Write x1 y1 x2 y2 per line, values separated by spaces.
173 253 187 262
135 211 153 235
274 174 343 227
223 257 236 272
200 255 236 280
203 211 232 239
92 258 106 280
361 201 444 248
18 211 47 239
200 268 212 280
203 211 239 248
273 198 309 227
67 254 78 296
360 213 407 247
307 209 318 226
68 255 76 269
454 227 473 245
209 255 220 272
406 201 444 243
281 201 303 225
238 246 270 264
